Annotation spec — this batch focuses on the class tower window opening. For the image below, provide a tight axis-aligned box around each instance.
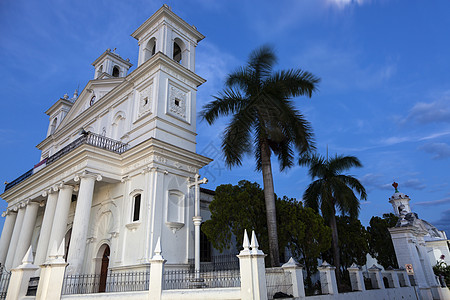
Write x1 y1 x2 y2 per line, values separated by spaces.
112 66 120 77
133 194 141 222
152 44 156 56
174 98 180 106
173 42 182 63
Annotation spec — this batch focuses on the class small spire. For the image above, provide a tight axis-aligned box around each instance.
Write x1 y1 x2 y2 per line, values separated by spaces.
250 230 259 250
22 246 34 265
73 89 78 98
242 229 250 251
63 93 69 100
151 237 164 260
392 182 399 193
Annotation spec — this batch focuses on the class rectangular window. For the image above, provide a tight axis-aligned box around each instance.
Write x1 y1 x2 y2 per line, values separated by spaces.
133 194 141 222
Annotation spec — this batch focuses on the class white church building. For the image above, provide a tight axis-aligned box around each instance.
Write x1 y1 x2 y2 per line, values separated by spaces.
0 4 214 280
0 5 449 300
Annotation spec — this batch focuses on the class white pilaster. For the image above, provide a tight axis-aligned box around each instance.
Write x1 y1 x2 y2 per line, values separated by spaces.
0 210 17 265
34 190 59 266
5 206 25 270
13 200 40 268
193 216 202 275
47 185 74 260
67 172 101 274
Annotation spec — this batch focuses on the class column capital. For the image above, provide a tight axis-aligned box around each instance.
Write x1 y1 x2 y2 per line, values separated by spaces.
58 183 75 191
74 171 102 182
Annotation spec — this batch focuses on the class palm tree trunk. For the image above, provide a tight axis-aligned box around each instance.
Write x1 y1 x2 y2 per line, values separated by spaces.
329 206 341 286
260 140 280 267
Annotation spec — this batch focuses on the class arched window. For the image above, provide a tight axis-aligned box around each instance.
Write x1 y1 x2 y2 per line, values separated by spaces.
112 66 120 77
49 118 57 135
97 65 103 78
173 41 182 63
132 194 141 222
144 38 157 62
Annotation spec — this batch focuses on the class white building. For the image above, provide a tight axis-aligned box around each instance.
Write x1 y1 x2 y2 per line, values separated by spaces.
388 182 450 299
0 4 215 283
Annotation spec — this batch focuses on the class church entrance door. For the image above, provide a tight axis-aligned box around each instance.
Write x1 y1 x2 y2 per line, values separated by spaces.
98 245 110 292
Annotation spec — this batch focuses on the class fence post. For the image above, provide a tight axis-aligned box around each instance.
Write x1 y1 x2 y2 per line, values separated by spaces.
384 267 400 288
36 239 68 300
347 263 365 291
396 267 411 287
238 230 268 300
317 261 338 295
281 257 305 298
6 246 38 300
368 265 385 289
149 237 165 300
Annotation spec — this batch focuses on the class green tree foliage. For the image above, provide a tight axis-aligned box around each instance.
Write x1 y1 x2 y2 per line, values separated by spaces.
299 154 367 278
337 216 370 269
201 180 331 274
367 213 399 269
201 46 320 266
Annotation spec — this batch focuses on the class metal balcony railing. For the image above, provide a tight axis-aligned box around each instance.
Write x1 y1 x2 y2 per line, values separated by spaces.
4 132 128 192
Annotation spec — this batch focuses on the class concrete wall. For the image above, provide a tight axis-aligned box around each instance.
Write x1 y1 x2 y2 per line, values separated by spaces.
307 286 418 300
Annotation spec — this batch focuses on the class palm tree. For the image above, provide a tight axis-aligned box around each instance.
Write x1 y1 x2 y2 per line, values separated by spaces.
201 46 320 266
299 153 367 279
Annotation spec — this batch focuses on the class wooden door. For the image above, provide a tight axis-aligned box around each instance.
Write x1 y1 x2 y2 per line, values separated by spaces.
98 246 110 292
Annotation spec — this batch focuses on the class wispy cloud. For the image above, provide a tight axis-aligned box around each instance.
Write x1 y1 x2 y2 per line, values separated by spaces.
419 142 450 160
405 96 450 124
415 197 450 206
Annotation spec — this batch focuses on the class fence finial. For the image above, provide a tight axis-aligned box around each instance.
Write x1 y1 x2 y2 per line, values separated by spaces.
250 230 264 255
152 237 164 260
243 229 250 250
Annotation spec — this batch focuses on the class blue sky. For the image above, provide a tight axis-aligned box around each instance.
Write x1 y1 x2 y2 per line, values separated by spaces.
1 0 449 237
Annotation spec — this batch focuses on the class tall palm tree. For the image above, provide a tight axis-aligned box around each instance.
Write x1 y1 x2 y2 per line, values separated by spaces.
201 46 320 266
299 153 367 278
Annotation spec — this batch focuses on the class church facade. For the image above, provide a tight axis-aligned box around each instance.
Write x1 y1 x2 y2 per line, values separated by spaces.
0 5 214 278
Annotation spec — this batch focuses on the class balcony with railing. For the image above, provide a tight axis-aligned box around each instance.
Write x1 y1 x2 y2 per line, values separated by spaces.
4 132 129 192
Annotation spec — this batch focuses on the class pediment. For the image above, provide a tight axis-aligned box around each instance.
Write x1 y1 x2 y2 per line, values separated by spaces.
57 78 125 131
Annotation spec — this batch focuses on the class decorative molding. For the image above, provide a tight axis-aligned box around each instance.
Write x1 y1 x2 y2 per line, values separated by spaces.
125 222 141 232
165 221 184 234
168 85 187 120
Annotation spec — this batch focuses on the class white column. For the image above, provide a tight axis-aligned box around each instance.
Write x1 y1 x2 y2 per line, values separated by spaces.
187 174 207 275
13 201 40 268
66 172 101 274
34 190 59 266
47 185 74 260
0 210 17 265
193 216 202 276
5 205 26 270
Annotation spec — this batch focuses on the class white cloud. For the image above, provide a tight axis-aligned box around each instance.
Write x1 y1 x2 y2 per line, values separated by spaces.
326 0 370 9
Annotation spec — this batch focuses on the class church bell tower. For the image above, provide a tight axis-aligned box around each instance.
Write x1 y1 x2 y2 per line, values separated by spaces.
130 4 205 152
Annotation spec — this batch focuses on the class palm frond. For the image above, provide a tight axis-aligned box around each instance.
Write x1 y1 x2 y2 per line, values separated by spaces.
200 89 246 124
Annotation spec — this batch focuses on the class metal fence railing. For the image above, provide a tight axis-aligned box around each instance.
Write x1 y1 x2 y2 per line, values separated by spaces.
164 269 241 290
0 267 11 300
265 267 292 299
62 268 149 295
188 253 240 272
